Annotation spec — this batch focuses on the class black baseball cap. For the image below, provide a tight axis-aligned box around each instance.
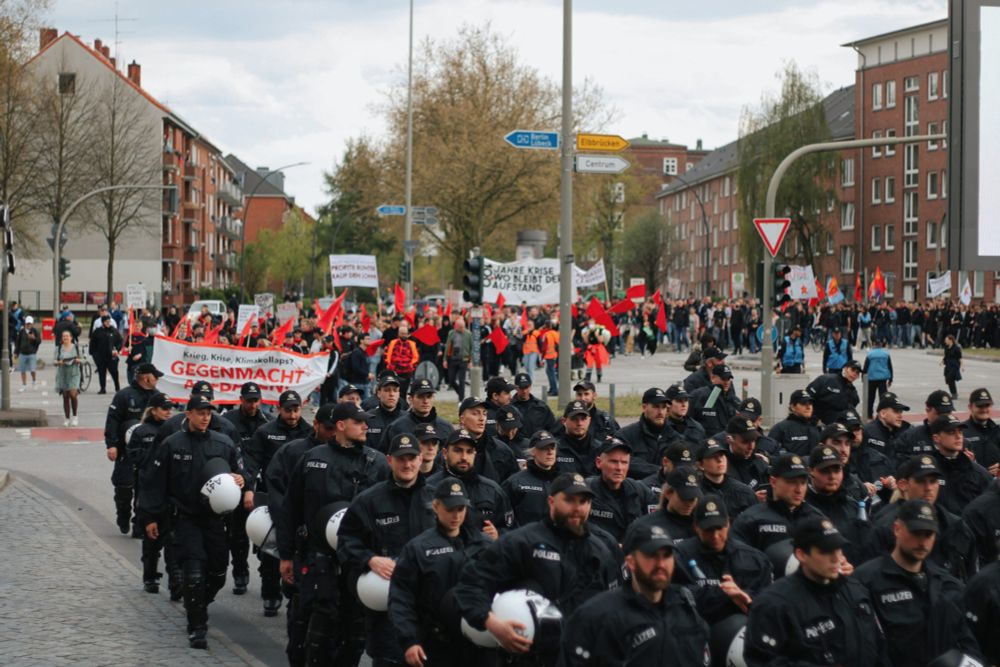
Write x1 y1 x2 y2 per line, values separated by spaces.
877 392 910 412
837 409 862 428
665 384 689 401
698 438 726 461
739 398 762 419
663 441 696 465
666 466 703 501
930 413 968 434
412 423 441 442
809 445 843 470
446 428 477 446
897 499 939 533
844 360 863 372
459 396 488 413
279 390 302 408
770 453 809 479
514 372 532 388
339 384 362 398
622 521 674 555
642 387 669 405
693 494 729 530
409 378 436 396
136 362 163 378
897 455 943 480
240 382 262 399
792 516 848 552
496 406 522 431
712 364 734 380
820 422 851 442
702 347 727 361
330 402 370 424
597 436 632 456
530 430 558 449
789 389 813 405
563 400 590 418
726 416 760 440
377 373 402 388
434 478 472 508
970 388 994 407
388 433 420 456
549 472 594 497
926 390 955 413
573 380 596 393
191 380 214 398
186 394 215 411
147 392 175 410
486 377 515 396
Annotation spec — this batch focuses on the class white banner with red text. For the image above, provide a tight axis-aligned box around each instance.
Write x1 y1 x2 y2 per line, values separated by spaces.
151 335 329 405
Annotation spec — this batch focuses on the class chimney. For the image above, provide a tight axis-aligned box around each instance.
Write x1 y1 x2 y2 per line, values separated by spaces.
110 57 116 68
102 45 110 59
127 61 141 87
95 38 103 53
696 138 703 150
256 167 285 193
39 28 57 51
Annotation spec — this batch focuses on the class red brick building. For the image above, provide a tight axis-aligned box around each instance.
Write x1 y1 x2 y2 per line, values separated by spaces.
624 135 710 203
224 155 310 246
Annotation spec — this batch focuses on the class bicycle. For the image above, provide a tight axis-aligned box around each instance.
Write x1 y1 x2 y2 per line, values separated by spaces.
809 326 829 353
79 359 93 392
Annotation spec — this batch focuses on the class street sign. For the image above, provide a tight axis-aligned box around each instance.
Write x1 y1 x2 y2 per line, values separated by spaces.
575 154 631 174
576 133 630 152
504 130 559 150
753 218 792 258
403 240 419 256
414 217 439 226
412 206 438 217
377 204 406 216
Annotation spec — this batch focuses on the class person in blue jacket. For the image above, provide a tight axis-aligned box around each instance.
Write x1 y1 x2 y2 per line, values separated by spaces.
861 338 894 419
823 326 853 374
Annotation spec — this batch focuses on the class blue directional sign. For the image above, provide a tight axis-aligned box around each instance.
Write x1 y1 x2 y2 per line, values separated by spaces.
377 204 406 216
504 130 559 150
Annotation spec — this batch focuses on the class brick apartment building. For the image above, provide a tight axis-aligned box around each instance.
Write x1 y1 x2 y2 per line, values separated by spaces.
224 154 308 247
625 135 710 203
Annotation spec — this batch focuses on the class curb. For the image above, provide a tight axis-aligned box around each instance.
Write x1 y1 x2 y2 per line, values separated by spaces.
0 469 8 492
0 408 49 427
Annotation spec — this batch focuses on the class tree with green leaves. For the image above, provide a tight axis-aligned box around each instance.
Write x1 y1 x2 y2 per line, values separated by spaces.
737 62 834 281
621 209 676 294
258 208 315 295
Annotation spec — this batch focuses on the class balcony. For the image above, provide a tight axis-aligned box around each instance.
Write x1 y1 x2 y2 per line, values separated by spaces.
163 152 180 172
217 215 243 240
217 253 237 270
217 179 242 207
183 164 198 181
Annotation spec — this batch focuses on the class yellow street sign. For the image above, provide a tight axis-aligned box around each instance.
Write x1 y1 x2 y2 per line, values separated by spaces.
576 133 630 152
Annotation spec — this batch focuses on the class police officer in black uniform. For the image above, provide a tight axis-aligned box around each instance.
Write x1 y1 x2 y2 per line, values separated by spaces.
767 389 820 456
614 387 672 480
555 400 598 477
138 393 247 649
638 440 696 495
456 395 519 483
855 499 983 666
658 383 706 449
805 360 862 426
672 493 773 624
632 465 703 541
484 376 515 439
696 438 757 518
221 381 270 595
276 401 387 666
962 477 1000 564
453 472 621 661
337 432 437 666
571 380 619 442
381 378 455 451
722 416 771 495
585 437 656 542
512 372 558 438
892 389 956 468
559 520 711 666
503 430 561 526
964 387 1000 474
840 408 896 502
495 405 531 460
682 346 727 393
862 392 910 457
412 422 444 478
744 516 889 666
964 549 1000 665
388 478 494 667
806 443 869 566
157 380 240 446
105 361 162 535
729 397 781 457
930 413 993 516
364 373 404 452
689 364 740 437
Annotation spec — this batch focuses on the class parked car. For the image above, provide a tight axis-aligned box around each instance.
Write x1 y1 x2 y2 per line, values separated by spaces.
186 299 227 320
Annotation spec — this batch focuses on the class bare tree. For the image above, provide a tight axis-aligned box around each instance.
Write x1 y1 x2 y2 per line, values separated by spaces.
622 209 677 293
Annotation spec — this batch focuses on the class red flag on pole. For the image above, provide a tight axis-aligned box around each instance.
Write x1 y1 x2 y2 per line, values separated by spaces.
365 339 385 356
394 283 406 313
609 298 634 315
270 316 294 345
625 283 646 300
571 304 578 319
854 274 863 302
520 307 528 331
652 290 668 333
204 320 225 344
360 304 371 333
169 317 185 340
488 326 509 354
585 297 620 336
496 292 506 310
444 300 452 319
411 324 441 346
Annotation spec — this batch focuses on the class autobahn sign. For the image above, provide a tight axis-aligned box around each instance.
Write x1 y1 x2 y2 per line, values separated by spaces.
504 130 559 150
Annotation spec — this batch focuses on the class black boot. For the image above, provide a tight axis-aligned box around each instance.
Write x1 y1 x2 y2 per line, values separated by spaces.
183 562 209 649
232 574 249 595
263 598 282 617
113 485 133 534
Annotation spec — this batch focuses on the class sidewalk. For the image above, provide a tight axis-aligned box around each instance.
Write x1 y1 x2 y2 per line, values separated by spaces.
0 474 262 666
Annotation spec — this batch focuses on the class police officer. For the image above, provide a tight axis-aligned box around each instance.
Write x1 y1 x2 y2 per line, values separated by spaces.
639 440 696 496
572 380 619 442
696 438 757 518
412 422 444 478
722 416 771 495
776 325 805 374
381 378 454 451
613 387 671 480
138 393 246 649
246 389 314 615
388 478 493 667
456 396 519 483
822 326 853 374
767 389 820 456
805 360 862 426
682 346 727 392
962 477 1000 564
559 521 711 666
819 420 871 503
127 391 176 595
511 372 558 438
484 376 515 439
157 380 240 445
453 472 621 660
337 433 437 666
689 364 741 436
658 383 706 449
672 493 773 624
585 437 656 542
503 430 561 526
964 550 1000 665
806 443 868 566
841 408 896 500
862 391 911 457
632 465 703 541
728 397 780 457
275 401 388 666
964 387 1000 474
731 453 825 552
892 389 956 468
744 516 889 666
105 361 162 535
929 414 993 516
365 373 404 451
426 428 514 541
855 499 983 666
555 400 598 477
496 405 531 460
221 381 270 595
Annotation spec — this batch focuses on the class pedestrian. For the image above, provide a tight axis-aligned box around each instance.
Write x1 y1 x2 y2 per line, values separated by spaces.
942 333 963 399
443 318 473 401
54 329 83 426
90 314 123 394
385 323 419 397
822 326 853 374
862 338 894 419
776 325 805 374
540 320 560 396
14 315 40 391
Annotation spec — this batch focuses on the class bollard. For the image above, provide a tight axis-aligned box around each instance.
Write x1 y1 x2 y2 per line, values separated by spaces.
742 378 749 401
609 383 616 424
861 377 869 420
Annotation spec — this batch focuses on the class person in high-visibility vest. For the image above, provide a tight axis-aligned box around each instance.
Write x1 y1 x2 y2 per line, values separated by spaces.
385 324 419 397
540 321 560 397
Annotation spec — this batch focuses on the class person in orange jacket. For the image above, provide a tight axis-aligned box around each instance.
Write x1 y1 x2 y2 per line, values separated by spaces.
385 324 419 397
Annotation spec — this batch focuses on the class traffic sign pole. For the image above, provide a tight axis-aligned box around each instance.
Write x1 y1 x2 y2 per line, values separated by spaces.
557 0 573 409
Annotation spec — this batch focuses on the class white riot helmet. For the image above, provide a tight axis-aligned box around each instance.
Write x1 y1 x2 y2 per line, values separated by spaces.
357 570 391 611
489 589 563 652
461 617 500 648
765 539 800 579
709 613 747 667
313 501 351 551
246 506 278 558
200 458 241 515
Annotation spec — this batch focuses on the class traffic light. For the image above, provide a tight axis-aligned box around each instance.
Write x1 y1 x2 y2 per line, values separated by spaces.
59 257 70 280
774 263 791 307
399 259 411 283
463 255 484 305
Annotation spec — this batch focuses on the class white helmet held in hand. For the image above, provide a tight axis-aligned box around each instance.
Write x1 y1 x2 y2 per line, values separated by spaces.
357 570 391 611
200 458 240 514
490 589 562 650
246 506 278 558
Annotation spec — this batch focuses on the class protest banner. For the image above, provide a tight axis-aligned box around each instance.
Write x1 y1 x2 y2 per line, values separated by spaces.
928 271 952 298
152 336 328 405
574 259 606 289
254 292 275 315
329 254 379 288
482 257 563 305
126 283 146 309
235 304 260 335
276 302 299 325
788 265 818 300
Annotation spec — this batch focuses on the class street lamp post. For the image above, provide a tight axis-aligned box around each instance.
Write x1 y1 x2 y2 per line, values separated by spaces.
668 172 710 298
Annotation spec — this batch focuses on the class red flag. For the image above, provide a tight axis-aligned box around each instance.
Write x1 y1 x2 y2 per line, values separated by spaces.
270 316 294 345
203 320 225 344
625 283 646 300
365 339 385 356
609 298 634 315
496 292 506 310
360 304 371 333
652 290 668 333
169 317 185 339
313 299 325 324
483 304 493 321
854 274 863 302
571 304 578 319
411 324 441 346
815 279 825 300
237 315 256 344
124 308 134 352
488 326 509 354
444 301 452 319
394 283 406 313
520 307 528 331
585 297 620 336
404 307 416 328
868 267 887 301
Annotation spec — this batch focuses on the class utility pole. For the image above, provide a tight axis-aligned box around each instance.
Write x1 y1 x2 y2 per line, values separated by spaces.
403 0 415 302
557 0 574 408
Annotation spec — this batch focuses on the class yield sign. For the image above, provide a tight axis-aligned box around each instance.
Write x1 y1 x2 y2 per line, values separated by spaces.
753 218 791 258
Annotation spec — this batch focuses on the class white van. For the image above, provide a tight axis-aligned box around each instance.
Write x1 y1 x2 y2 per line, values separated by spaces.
186 300 227 320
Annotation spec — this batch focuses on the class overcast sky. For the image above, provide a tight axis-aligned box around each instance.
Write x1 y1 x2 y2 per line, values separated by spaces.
46 0 946 215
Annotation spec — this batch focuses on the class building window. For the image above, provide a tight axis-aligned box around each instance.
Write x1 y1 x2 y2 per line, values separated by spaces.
723 176 731 197
826 235 834 255
943 70 948 98
885 129 897 156
732 211 739 229
841 246 855 273
841 202 855 230
903 240 918 280
872 224 882 251
928 72 939 100
872 130 883 157
904 191 919 235
885 224 896 251
941 219 948 248
827 196 835 212
872 83 883 110
927 220 938 248
885 176 896 203
942 120 948 148
941 170 947 199
58 72 76 95
927 122 939 150
722 211 730 231
663 158 678 175
613 182 625 203
872 177 882 204
904 145 919 188
927 171 939 199
904 96 919 136
886 80 897 108
722 246 729 265
904 76 919 92
841 158 855 186
975 271 985 297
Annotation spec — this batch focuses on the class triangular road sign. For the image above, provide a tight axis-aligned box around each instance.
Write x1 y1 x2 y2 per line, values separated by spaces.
753 218 791 258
